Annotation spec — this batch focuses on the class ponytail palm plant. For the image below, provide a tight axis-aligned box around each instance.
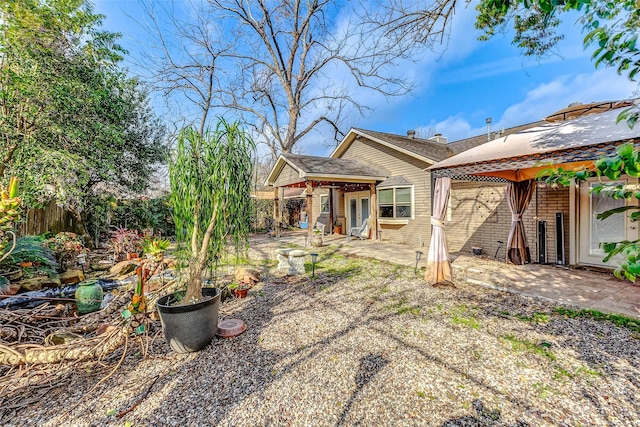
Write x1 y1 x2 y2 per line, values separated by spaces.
169 119 255 304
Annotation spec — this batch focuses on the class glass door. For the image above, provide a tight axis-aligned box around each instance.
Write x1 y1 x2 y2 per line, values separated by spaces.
349 198 358 228
578 178 638 266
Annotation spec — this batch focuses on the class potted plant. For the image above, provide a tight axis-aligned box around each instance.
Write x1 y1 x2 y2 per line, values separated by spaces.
228 282 251 298
333 219 342 235
156 120 255 353
311 228 323 247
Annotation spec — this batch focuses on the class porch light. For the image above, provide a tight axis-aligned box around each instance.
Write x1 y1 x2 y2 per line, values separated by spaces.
415 251 423 275
310 253 319 278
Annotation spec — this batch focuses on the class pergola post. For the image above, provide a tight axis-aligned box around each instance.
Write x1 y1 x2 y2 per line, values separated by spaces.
369 183 377 240
306 181 313 240
273 187 280 238
329 188 334 234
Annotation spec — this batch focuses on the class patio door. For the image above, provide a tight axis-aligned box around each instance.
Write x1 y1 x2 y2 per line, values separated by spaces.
347 194 370 231
578 178 639 267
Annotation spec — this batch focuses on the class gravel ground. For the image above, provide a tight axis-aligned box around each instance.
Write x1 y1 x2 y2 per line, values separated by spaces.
3 236 640 426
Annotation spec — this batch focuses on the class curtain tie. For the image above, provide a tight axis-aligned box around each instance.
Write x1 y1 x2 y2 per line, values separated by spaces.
511 213 522 222
431 217 445 227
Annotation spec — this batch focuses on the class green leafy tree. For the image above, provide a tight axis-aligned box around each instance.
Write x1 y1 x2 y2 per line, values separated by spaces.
0 0 166 236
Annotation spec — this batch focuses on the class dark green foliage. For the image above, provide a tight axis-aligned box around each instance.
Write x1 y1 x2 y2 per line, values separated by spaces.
249 199 274 232
110 196 174 236
0 235 58 275
0 0 166 233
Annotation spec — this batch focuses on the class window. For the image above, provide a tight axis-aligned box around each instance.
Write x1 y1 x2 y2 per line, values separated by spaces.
378 187 412 219
320 195 329 214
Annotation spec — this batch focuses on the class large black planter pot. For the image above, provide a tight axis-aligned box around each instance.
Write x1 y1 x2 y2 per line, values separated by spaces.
156 287 221 353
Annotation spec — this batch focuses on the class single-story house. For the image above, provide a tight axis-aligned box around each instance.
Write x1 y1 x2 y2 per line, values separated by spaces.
265 99 639 275
265 119 541 244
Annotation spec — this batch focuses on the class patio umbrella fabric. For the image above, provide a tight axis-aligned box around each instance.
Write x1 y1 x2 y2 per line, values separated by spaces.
506 180 536 265
425 177 453 284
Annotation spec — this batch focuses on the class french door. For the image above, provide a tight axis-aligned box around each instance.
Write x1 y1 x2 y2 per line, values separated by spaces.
578 178 639 267
347 194 370 231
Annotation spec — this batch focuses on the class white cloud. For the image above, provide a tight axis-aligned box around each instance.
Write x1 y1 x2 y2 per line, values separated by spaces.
421 68 639 143
499 68 639 127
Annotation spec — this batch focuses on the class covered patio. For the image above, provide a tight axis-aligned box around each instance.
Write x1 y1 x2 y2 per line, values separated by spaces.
424 104 640 285
265 153 388 240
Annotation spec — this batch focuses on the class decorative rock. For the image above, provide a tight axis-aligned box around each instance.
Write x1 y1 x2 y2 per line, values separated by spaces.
235 267 260 285
288 250 307 275
60 269 85 285
18 276 61 291
109 260 138 276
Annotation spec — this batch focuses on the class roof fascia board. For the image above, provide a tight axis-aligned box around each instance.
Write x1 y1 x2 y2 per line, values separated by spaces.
330 128 358 158
265 155 305 186
306 174 385 183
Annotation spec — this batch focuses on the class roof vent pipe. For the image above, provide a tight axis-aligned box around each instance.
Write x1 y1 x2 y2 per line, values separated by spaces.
485 117 492 142
407 130 416 139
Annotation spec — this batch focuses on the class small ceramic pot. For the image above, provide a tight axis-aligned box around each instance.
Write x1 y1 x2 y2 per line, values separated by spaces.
75 280 104 314
232 288 249 298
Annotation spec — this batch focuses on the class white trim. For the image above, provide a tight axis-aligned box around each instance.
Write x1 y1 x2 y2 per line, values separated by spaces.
378 219 409 225
320 194 329 214
377 185 414 221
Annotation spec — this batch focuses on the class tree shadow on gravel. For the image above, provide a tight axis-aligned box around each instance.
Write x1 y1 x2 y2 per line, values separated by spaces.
441 399 529 427
336 353 389 426
117 273 395 427
447 288 640 424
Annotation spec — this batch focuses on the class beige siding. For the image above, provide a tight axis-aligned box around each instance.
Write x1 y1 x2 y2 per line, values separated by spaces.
273 164 302 187
341 138 432 247
447 182 570 264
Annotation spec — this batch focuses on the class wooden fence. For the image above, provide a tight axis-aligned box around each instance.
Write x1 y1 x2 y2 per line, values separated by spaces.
18 200 76 236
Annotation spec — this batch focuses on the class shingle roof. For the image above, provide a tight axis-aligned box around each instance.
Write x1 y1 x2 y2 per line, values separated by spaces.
377 176 413 188
283 153 387 177
447 121 546 155
353 128 453 162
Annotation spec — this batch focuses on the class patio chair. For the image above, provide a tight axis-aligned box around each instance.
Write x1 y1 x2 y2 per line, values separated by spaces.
348 216 370 240
313 221 326 236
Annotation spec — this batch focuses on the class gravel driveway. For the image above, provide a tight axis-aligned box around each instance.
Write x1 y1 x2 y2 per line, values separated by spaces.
4 237 640 426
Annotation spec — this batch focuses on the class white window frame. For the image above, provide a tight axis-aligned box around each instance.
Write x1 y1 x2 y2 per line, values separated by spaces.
377 186 414 224
320 194 330 214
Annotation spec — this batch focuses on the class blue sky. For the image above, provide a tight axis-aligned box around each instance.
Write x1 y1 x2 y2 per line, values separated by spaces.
94 1 639 157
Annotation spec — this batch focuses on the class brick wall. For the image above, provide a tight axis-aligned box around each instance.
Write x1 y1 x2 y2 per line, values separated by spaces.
446 181 570 264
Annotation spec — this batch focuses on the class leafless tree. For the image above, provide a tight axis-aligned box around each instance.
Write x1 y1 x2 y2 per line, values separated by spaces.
140 0 422 160
358 0 467 47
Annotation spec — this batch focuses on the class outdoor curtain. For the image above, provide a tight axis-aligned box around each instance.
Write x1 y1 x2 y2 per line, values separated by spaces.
425 177 453 284
506 179 536 265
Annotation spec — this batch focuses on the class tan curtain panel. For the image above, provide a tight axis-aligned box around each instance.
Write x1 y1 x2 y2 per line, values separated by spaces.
425 177 453 284
506 180 536 265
